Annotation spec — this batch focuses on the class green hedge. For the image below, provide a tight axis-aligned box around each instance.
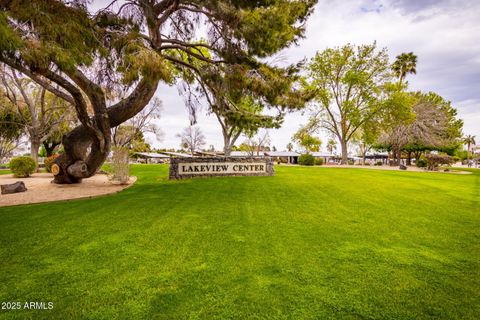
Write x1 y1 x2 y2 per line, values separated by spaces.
298 154 315 166
9 156 37 177
416 158 427 168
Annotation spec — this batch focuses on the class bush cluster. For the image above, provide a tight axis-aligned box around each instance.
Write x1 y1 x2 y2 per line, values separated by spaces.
416 158 427 168
315 158 324 166
425 154 453 171
9 156 37 177
44 154 60 173
298 154 315 166
455 150 468 161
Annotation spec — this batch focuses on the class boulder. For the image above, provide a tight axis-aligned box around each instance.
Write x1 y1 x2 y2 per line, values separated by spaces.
1 181 27 195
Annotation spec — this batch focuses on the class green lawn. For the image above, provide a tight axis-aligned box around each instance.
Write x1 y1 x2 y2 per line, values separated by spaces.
0 165 479 319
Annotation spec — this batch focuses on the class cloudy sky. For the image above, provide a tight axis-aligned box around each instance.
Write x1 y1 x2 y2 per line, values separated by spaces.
97 0 480 151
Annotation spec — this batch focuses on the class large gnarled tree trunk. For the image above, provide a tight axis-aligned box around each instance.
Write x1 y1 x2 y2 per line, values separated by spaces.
1 0 316 184
52 79 158 184
217 115 242 157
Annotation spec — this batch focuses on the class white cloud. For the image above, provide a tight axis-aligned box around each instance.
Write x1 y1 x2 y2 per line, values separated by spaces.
93 0 480 149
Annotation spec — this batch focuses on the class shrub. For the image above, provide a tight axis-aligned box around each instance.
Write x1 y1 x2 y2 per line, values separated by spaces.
101 163 112 173
375 161 383 166
416 158 427 168
9 156 37 177
424 154 453 171
298 154 315 166
455 150 468 161
44 154 60 173
347 160 354 165
315 158 324 166
38 145 47 158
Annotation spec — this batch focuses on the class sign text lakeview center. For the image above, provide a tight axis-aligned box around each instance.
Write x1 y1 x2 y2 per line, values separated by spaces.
179 162 266 175
169 157 274 179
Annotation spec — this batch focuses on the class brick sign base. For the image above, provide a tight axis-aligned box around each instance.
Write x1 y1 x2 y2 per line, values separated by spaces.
169 157 274 179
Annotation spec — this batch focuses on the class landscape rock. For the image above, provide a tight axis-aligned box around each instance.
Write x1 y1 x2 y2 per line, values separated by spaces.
1 181 27 195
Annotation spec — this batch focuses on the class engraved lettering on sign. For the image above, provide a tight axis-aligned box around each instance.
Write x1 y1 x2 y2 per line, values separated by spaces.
178 162 266 175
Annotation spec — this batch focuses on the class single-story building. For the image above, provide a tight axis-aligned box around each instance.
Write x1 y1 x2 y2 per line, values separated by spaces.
229 151 263 157
194 151 223 157
135 152 171 164
360 152 389 165
310 152 337 164
157 151 193 158
264 151 299 164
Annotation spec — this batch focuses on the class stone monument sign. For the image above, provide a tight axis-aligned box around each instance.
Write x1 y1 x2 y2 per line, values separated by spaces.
169 157 274 179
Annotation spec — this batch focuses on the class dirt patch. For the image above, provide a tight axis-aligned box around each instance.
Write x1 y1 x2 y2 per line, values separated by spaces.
0 173 136 207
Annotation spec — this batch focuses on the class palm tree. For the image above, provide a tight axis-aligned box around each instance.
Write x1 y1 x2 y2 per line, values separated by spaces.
286 142 293 152
392 52 417 85
463 135 476 161
326 139 336 155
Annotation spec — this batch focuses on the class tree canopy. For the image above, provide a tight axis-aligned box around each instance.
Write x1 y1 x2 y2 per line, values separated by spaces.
177 126 205 155
0 0 316 183
187 61 310 155
0 95 23 161
292 125 321 153
0 66 74 164
377 90 463 163
392 52 417 85
304 43 391 163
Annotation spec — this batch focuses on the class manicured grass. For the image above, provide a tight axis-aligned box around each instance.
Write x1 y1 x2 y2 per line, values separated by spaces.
0 165 479 319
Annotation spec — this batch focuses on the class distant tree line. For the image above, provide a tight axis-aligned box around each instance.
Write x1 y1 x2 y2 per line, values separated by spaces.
0 1 473 178
290 44 464 165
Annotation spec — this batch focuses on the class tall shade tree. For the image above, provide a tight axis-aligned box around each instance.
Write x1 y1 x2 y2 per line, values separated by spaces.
0 99 23 162
0 66 74 165
177 126 206 156
0 0 316 183
305 43 391 164
292 125 321 153
42 119 73 157
376 84 417 165
240 130 271 156
402 92 463 162
326 138 336 155
181 60 311 156
212 97 280 156
111 98 163 148
379 91 463 165
392 52 417 85
463 135 476 161
353 119 381 165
